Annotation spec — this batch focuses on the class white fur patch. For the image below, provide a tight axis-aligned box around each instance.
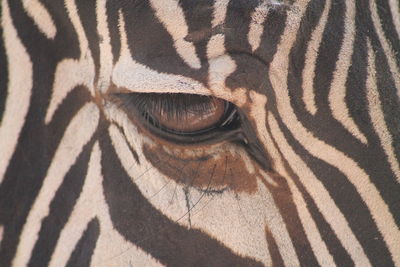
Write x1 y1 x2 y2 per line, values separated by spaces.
22 0 57 39
0 0 33 184
207 34 226 59
211 0 230 26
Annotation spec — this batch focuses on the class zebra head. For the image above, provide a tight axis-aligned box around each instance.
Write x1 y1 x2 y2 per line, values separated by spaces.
1 0 399 266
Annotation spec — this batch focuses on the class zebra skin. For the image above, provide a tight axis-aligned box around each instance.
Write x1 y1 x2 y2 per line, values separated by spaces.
0 0 399 266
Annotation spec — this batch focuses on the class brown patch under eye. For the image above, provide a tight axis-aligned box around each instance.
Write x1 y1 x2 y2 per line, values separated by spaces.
151 97 226 133
143 143 259 194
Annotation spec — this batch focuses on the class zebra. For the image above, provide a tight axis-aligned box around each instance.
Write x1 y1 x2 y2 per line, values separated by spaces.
0 0 399 265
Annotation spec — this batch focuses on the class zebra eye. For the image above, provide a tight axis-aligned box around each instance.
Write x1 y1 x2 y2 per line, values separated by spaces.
114 93 240 142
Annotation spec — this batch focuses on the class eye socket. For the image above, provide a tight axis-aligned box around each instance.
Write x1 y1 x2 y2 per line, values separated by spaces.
114 93 240 142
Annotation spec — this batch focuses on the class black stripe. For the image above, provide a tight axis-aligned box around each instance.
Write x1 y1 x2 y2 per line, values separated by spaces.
225 0 268 93
257 1 395 258
0 21 7 123
28 139 94 267
376 0 400 69
286 0 399 259
352 0 400 225
119 0 206 83
99 130 263 266
313 0 345 113
226 3 287 94
179 0 214 64
293 181 354 266
105 1 120 65
265 122 354 266
0 1 81 265
263 176 320 266
76 0 100 82
0 86 91 267
265 227 285 267
225 0 260 54
288 2 399 262
114 124 140 164
254 4 289 64
273 116 394 266
66 218 100 267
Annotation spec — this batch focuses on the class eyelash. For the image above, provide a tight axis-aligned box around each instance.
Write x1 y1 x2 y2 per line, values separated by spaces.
112 92 241 144
125 93 222 121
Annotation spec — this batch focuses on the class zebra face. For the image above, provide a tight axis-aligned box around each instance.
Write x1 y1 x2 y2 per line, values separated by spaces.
1 0 399 266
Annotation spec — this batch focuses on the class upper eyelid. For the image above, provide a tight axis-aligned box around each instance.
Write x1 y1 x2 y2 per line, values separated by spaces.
113 93 235 126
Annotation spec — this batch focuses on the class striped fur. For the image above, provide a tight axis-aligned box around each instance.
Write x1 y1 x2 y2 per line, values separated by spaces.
0 0 399 266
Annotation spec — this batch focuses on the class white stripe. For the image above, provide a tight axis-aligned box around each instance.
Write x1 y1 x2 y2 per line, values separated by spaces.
370 0 400 100
269 2 374 264
108 125 141 181
96 0 114 93
22 0 57 39
102 102 148 163
286 179 336 267
148 0 201 69
13 103 99 267
45 0 95 123
328 0 368 144
268 114 371 266
0 0 33 184
366 40 400 264
271 6 400 259
257 181 300 266
0 225 4 247
389 0 400 50
302 0 330 115
65 0 90 64
112 12 209 95
207 0 246 105
211 0 230 30
45 57 96 124
207 0 229 59
248 92 333 266
49 142 162 266
49 143 101 267
248 1 269 52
